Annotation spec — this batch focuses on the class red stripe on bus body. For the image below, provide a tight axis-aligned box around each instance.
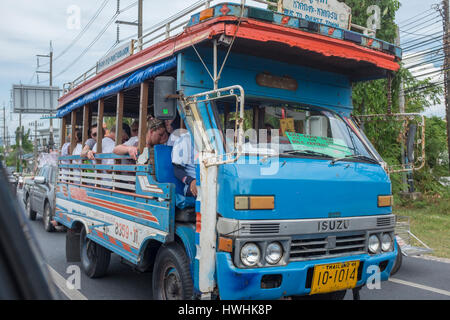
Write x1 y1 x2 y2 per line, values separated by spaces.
84 198 159 223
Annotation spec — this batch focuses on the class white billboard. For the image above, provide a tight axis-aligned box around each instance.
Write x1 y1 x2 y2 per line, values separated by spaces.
96 41 133 74
12 85 61 114
282 0 352 29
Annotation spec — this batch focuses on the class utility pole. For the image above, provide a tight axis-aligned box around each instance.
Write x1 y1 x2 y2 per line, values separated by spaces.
443 0 450 170
116 0 143 51
36 41 55 151
2 105 6 163
396 28 409 192
34 120 38 171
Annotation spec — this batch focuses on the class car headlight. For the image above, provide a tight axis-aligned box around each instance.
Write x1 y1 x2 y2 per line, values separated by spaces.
368 235 380 254
240 243 261 267
265 242 283 265
381 233 393 252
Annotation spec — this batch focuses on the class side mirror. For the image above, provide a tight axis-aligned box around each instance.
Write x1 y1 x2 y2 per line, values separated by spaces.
34 176 46 184
406 123 417 163
154 76 177 120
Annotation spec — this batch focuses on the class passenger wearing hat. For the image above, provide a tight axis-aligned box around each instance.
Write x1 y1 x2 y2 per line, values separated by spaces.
113 118 168 161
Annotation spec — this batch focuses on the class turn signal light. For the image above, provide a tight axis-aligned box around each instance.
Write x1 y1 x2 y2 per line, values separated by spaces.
218 237 233 253
235 196 275 210
378 195 393 207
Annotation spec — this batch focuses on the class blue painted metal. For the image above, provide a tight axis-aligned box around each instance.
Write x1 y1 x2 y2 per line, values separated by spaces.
216 157 392 220
56 57 177 118
215 245 397 300
179 47 354 116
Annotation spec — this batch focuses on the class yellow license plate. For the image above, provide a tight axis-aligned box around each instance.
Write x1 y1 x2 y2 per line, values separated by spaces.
310 261 360 295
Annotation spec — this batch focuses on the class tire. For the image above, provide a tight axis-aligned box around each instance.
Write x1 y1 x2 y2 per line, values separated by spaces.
43 202 55 232
80 227 111 278
391 244 403 276
152 242 194 300
291 290 347 300
26 196 37 221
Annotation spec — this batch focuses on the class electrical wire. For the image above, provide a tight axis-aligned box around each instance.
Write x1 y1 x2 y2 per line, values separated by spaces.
54 1 138 80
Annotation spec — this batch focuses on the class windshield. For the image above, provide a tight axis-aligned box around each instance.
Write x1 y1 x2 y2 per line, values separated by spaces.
213 101 376 161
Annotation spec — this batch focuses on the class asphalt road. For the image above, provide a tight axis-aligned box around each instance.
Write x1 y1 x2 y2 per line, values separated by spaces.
16 189 450 300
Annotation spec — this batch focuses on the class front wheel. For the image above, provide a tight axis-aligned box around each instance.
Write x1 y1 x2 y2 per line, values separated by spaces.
26 197 37 221
80 227 111 278
43 202 55 232
152 242 193 300
391 244 403 275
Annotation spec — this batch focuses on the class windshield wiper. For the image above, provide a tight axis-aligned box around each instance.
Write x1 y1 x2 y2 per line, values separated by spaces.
331 154 380 165
262 150 333 162
282 150 333 158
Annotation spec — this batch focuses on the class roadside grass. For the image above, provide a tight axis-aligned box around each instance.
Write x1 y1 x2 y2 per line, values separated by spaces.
394 192 450 259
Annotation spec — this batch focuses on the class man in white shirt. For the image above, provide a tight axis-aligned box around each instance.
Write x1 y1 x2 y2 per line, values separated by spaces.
88 125 116 165
113 118 168 161
172 131 198 197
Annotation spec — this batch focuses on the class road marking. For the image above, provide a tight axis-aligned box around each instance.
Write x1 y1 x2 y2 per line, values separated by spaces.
47 265 88 300
389 278 450 297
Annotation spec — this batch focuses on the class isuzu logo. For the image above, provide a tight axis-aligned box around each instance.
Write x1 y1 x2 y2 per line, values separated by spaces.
318 219 350 232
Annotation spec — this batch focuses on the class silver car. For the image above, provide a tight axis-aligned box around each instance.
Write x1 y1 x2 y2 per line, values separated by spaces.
23 165 57 232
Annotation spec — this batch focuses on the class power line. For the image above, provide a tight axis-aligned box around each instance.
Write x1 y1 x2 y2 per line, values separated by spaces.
54 1 138 80
53 0 109 63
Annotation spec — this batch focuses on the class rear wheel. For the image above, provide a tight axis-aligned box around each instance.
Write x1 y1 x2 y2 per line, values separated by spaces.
43 202 55 232
152 242 193 300
80 227 111 278
26 197 37 221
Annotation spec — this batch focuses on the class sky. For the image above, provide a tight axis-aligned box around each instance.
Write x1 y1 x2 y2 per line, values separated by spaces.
0 0 445 146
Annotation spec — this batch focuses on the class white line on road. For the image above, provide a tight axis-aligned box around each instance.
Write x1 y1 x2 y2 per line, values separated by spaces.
389 278 450 297
47 265 88 300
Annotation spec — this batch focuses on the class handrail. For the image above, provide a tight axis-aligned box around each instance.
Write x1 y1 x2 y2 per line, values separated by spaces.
62 0 281 94
62 0 375 95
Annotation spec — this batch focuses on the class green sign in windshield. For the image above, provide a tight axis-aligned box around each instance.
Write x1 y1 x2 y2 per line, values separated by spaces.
285 132 352 158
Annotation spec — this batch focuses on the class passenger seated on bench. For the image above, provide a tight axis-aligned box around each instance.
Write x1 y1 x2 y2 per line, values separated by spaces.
113 118 168 161
81 123 101 158
87 124 117 164
87 123 131 163
172 132 198 198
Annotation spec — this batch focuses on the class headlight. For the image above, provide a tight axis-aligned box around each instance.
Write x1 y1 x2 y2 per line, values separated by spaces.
368 235 380 254
265 242 283 265
240 243 261 267
381 233 393 252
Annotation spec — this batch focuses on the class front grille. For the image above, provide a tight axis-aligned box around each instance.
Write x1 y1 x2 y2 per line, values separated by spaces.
377 216 395 227
241 223 280 235
289 232 367 261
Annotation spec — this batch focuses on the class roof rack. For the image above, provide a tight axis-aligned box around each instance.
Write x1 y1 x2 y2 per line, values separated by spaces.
62 0 388 94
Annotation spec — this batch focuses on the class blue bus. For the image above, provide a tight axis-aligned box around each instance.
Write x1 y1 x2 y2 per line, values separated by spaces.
55 1 401 300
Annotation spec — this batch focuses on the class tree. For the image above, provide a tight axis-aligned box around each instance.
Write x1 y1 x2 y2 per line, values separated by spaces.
267 0 447 195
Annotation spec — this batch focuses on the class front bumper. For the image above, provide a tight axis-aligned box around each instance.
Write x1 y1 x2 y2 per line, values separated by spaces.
216 244 398 300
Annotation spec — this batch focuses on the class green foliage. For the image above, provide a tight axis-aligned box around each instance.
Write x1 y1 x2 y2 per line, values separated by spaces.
266 0 448 196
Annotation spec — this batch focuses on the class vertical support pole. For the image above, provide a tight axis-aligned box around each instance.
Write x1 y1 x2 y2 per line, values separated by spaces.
138 0 143 51
60 116 67 152
70 110 77 155
116 92 124 146
138 82 148 154
97 99 104 154
96 99 104 187
198 155 218 297
82 105 89 147
213 39 218 90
